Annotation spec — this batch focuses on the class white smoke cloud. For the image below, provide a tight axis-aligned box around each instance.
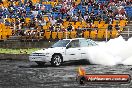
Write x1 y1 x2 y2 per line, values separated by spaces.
85 36 132 66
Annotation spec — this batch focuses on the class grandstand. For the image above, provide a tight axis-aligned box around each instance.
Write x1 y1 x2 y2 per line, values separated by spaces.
0 0 132 41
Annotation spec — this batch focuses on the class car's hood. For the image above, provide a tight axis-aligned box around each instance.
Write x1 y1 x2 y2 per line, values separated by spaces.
32 47 66 54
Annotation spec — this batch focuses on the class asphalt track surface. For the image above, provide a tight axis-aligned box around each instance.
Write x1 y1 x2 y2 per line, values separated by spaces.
0 60 132 88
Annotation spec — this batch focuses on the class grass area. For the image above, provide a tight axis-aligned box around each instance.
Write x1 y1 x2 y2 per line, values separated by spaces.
0 48 40 54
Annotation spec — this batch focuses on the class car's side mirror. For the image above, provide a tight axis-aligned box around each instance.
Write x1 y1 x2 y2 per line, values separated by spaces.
66 44 71 49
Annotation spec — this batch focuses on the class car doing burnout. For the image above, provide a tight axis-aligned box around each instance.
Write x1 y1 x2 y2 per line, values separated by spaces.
29 38 97 66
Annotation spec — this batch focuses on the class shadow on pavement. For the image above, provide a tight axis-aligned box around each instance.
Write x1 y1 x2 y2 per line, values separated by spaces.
18 60 92 68
62 59 91 66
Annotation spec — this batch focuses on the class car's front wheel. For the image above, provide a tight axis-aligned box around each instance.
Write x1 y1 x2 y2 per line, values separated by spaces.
35 61 45 66
51 54 63 67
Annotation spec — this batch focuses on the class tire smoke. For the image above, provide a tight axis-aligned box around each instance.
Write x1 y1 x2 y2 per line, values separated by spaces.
85 36 132 65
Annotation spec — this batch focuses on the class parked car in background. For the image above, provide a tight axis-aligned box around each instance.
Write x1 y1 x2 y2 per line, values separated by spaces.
29 38 98 66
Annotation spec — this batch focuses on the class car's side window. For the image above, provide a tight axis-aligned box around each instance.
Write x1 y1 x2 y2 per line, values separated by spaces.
87 41 92 46
68 40 80 48
87 40 97 46
79 39 88 47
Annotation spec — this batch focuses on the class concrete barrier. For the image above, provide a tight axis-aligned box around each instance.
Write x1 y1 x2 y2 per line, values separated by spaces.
0 54 29 60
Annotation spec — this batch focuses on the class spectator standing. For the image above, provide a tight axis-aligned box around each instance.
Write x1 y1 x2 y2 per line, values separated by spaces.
67 23 73 32
49 16 57 25
108 22 113 31
115 22 120 32
49 24 55 32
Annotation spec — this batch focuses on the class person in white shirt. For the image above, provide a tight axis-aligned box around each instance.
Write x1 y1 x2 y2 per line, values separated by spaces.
49 16 57 25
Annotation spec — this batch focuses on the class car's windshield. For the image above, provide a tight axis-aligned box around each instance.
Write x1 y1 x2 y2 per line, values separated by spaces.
51 40 70 48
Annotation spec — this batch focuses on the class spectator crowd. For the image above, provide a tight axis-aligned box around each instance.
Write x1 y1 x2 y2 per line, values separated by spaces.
0 0 131 38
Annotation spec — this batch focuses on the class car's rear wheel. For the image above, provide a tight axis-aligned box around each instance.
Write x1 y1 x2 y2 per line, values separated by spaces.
35 61 45 66
51 54 62 67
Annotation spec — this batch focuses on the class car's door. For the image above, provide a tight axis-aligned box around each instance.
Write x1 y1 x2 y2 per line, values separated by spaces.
79 39 88 59
65 40 82 60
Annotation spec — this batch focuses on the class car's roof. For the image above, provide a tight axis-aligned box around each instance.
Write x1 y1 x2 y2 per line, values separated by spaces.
63 38 86 41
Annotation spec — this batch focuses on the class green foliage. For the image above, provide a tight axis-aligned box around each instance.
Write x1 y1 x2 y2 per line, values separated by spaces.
0 48 40 54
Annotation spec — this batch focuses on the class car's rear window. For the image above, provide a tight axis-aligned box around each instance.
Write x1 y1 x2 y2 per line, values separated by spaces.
51 40 70 47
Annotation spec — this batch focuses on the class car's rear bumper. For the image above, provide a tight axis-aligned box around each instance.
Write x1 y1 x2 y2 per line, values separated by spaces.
29 56 51 62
